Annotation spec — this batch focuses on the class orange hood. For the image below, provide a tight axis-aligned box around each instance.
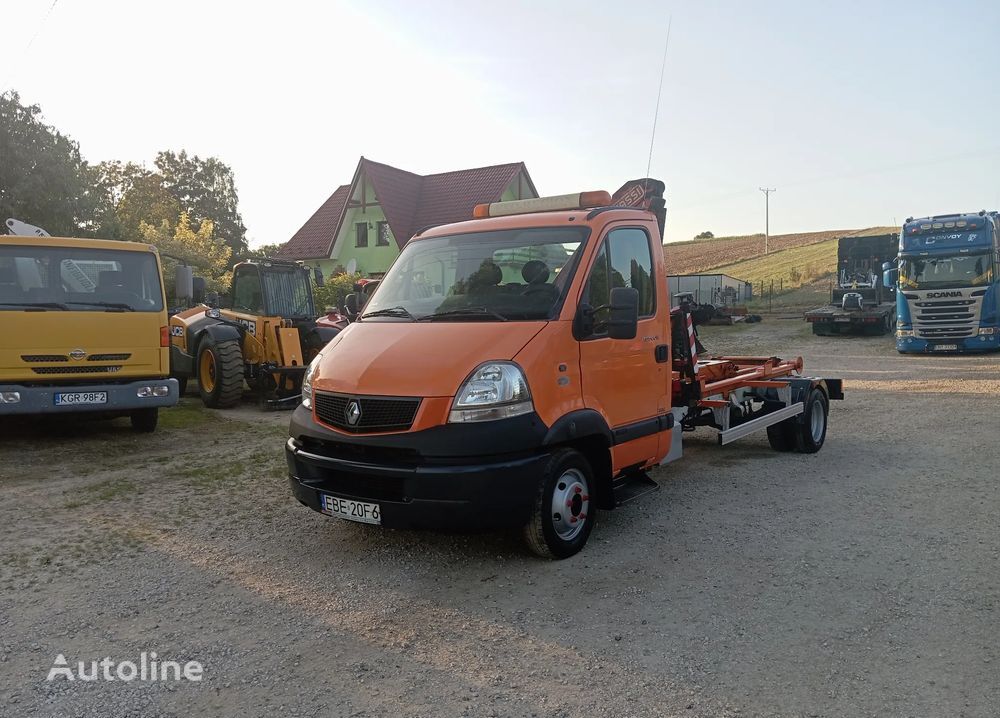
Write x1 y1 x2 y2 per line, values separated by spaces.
312 321 547 397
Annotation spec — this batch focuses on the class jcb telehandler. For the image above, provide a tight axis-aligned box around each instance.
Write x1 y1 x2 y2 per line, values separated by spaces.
169 259 339 409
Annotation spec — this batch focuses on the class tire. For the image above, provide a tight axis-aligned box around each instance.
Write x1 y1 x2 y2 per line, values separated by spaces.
197 336 244 408
812 323 831 337
766 418 797 451
794 388 829 454
523 448 596 559
130 408 158 433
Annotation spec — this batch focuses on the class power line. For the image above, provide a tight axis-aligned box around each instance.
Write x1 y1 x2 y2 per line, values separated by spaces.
644 16 672 182
3 0 59 89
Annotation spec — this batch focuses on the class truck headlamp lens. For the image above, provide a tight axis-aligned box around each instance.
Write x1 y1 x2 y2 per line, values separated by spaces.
978 327 997 336
449 362 533 423
0 391 20 404
302 356 321 409
896 329 914 337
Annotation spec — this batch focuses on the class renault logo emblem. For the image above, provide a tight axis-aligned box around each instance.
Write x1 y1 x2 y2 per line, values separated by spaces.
69 349 86 361
345 400 362 426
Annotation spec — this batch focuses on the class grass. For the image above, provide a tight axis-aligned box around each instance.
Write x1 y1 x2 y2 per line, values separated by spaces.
158 399 218 429
714 237 837 288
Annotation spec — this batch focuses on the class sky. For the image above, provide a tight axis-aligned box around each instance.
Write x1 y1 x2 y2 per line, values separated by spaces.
5 0 1000 248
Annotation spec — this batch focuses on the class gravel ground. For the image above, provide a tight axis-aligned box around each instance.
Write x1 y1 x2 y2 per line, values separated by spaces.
1 318 998 717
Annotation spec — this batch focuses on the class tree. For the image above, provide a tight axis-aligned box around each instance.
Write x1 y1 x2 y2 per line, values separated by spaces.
0 91 95 236
139 212 232 300
155 150 248 257
244 242 286 260
694 231 715 240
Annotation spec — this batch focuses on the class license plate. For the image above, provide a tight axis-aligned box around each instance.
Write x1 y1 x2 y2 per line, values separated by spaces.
321 494 381 525
933 344 958 351
54 391 108 406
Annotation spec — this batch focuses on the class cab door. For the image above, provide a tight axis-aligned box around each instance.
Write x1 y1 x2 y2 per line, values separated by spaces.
577 225 669 472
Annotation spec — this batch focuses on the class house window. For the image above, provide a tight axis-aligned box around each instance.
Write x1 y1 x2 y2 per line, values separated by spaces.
376 221 391 247
355 222 368 248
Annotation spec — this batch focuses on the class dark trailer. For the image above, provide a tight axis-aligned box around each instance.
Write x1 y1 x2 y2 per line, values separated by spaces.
804 234 898 335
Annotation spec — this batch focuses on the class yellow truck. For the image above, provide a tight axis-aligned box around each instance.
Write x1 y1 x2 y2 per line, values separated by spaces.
0 224 179 431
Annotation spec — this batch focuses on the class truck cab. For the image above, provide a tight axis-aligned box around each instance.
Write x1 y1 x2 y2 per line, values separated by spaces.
286 183 841 558
0 230 178 431
892 212 1000 353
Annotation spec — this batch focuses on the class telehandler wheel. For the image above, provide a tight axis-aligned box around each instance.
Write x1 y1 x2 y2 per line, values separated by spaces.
523 448 596 560
794 388 829 454
130 408 158 433
197 336 245 408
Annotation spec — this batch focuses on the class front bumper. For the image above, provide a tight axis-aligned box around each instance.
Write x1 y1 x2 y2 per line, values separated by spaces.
0 378 179 415
896 333 1000 353
286 404 549 530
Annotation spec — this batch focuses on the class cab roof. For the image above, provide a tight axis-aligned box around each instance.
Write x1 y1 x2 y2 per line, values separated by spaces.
0 235 158 252
412 207 656 242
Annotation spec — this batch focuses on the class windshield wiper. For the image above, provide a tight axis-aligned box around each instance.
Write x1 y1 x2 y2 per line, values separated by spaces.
360 306 416 321
420 307 509 322
66 301 135 312
0 301 69 311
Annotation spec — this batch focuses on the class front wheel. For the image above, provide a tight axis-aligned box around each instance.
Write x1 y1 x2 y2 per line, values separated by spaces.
523 449 596 559
197 336 245 408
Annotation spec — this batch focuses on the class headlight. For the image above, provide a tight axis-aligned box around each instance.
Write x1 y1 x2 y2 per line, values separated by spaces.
301 355 321 409
449 362 533 423
896 329 914 337
979 327 997 336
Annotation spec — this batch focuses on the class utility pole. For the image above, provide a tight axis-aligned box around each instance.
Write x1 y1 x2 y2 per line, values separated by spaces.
759 187 775 254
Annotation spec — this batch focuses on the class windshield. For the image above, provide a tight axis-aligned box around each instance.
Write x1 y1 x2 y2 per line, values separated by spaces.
362 227 589 321
0 244 164 312
262 268 314 318
899 252 993 290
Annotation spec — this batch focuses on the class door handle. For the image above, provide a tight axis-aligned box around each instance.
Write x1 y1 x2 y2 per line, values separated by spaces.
654 344 669 363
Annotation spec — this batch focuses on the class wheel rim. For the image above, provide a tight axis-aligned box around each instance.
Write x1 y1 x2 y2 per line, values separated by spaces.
810 400 825 442
550 468 590 542
200 350 217 393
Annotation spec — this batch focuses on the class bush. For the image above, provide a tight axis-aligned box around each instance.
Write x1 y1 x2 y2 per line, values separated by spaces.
694 231 715 240
313 272 362 313
788 266 802 283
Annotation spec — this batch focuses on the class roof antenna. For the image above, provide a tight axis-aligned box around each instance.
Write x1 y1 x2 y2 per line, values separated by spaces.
644 16 672 187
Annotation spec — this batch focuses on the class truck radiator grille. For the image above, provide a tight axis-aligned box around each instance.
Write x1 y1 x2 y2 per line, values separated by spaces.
913 296 981 339
87 353 131 362
314 392 420 434
21 354 68 362
31 365 123 375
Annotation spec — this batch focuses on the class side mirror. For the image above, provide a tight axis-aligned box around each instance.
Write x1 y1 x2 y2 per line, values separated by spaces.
881 261 893 272
192 276 206 305
608 287 639 340
344 292 359 319
883 268 898 290
174 265 193 303
205 291 220 309
313 267 325 287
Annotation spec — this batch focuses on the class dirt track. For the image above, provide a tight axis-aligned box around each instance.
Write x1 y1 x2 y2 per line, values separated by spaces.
1 319 998 717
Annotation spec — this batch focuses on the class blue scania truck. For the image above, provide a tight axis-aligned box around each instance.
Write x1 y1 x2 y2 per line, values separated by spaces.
888 211 999 353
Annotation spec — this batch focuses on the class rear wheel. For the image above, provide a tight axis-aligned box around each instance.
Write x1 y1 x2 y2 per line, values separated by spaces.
130 408 158 433
197 337 244 408
523 449 596 559
766 418 797 451
794 388 829 453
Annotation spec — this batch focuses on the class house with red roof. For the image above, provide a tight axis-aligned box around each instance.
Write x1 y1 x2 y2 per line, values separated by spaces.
276 157 538 277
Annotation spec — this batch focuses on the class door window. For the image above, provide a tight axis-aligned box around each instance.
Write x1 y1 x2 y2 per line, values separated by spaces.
232 270 263 314
582 227 656 334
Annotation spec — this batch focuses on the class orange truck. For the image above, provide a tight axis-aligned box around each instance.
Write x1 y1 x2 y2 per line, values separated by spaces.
285 180 843 558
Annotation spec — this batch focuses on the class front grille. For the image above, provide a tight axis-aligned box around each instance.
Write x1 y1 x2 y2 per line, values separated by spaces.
31 365 123 375
912 296 981 339
88 353 131 362
21 354 67 362
314 392 420 433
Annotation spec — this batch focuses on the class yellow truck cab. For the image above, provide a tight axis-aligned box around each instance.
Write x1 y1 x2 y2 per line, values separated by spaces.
0 229 178 432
